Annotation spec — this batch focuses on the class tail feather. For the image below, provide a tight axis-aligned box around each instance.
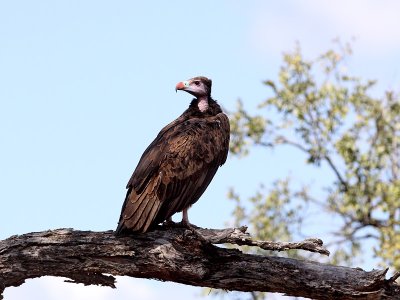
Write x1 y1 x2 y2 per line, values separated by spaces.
115 176 162 235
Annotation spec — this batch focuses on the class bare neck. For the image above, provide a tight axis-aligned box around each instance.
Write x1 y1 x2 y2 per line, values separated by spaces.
197 96 209 112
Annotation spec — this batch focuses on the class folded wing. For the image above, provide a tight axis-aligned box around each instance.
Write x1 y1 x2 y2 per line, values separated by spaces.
116 113 229 234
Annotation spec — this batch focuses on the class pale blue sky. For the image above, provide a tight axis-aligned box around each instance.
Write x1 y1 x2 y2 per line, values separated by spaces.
2 1 400 299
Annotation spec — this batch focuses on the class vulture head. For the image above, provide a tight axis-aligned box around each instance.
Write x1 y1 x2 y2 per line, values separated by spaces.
176 76 212 98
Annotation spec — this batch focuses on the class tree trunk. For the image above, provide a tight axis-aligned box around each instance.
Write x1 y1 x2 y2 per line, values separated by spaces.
0 226 399 299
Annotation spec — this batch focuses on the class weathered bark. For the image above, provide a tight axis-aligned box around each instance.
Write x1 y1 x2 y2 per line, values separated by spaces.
0 226 399 300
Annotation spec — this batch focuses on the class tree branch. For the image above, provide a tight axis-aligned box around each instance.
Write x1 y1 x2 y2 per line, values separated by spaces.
195 226 330 255
323 154 349 191
272 136 349 192
0 227 399 299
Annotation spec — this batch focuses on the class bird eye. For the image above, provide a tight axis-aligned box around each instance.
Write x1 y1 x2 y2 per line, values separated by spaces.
194 81 200 86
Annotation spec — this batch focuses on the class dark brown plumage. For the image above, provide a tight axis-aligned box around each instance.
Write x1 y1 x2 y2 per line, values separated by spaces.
115 76 230 234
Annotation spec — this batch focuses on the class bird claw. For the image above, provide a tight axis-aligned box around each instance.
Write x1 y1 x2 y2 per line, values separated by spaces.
178 220 193 229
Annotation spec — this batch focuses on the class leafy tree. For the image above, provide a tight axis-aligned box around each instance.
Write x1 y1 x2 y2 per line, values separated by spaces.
225 42 400 299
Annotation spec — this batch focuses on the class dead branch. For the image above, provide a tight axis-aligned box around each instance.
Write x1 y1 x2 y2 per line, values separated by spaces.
0 226 399 299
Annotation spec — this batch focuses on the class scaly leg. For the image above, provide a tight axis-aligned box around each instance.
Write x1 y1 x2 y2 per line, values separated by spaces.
182 208 190 227
180 208 207 242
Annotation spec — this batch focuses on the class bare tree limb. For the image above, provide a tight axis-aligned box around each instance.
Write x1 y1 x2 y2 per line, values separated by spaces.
0 227 399 299
195 226 330 255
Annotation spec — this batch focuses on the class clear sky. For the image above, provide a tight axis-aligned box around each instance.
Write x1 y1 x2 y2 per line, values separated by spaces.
2 1 400 299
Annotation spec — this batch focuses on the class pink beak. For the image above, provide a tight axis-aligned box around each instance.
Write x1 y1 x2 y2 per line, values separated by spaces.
175 81 185 91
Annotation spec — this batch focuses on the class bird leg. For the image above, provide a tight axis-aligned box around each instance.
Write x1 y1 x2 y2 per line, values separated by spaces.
181 208 190 227
178 208 198 230
179 209 208 243
160 210 207 243
163 209 192 228
162 212 192 229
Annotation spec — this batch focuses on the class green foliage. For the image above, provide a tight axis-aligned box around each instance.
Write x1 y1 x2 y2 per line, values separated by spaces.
229 100 269 157
228 42 400 277
212 180 309 300
229 179 307 247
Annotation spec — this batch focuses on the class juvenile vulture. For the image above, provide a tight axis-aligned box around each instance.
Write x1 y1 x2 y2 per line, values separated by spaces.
115 76 230 234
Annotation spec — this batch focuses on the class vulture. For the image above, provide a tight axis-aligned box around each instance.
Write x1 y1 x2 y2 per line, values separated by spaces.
115 76 230 235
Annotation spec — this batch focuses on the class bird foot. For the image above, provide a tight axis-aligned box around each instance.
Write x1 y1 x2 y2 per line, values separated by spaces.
177 220 193 229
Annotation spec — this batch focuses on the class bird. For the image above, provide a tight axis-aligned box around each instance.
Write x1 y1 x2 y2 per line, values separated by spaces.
115 76 230 235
